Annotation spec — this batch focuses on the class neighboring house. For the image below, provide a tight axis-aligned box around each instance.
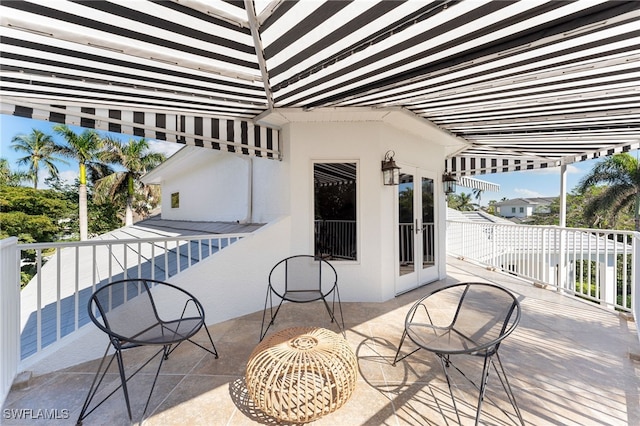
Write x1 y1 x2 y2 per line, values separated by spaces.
495 197 555 219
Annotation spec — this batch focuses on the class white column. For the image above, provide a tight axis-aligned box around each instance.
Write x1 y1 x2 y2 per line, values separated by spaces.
559 164 567 228
0 237 20 407
558 164 568 292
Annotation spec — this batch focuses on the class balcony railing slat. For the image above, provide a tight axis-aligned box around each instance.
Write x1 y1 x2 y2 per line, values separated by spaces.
4 233 245 365
447 220 635 314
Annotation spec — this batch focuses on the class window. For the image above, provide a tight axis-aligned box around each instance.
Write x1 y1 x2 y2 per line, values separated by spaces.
511 207 516 213
313 162 357 260
519 207 524 213
171 192 180 208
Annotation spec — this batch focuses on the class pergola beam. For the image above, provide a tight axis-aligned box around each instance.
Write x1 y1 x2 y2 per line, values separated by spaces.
245 0 274 110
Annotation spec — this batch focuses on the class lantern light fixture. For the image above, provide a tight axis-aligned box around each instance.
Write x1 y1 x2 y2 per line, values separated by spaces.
443 171 457 194
381 150 400 185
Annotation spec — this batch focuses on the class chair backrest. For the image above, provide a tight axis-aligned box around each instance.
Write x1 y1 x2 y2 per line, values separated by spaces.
268 255 338 301
450 282 520 353
88 278 205 346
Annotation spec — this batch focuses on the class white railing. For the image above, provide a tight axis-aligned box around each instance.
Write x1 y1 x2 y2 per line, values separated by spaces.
1 237 20 407
398 222 435 264
447 220 637 313
314 220 357 260
12 233 246 365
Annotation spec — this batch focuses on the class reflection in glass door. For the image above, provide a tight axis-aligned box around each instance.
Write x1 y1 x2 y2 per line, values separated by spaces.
422 177 435 269
398 173 414 276
396 170 437 294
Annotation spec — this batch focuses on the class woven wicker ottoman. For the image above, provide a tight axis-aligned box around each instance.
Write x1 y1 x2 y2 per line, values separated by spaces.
245 327 357 423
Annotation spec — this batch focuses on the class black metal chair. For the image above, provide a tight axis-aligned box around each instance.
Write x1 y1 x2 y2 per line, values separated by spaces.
77 278 218 425
393 282 524 426
260 255 345 341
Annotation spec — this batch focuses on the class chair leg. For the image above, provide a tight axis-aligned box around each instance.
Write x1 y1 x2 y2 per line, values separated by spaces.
392 330 422 365
77 344 116 425
438 353 463 426
77 344 168 425
493 352 525 426
115 348 134 421
259 288 272 341
320 293 345 337
392 330 408 366
332 287 346 335
260 292 284 341
197 324 219 358
434 352 524 426
141 345 169 417
474 354 493 426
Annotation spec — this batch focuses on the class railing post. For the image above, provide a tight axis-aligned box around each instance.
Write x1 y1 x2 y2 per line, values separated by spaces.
633 234 640 341
1 237 20 407
558 227 567 294
600 251 616 309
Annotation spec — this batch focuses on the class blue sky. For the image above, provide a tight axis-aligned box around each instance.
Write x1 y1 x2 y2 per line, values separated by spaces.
1 114 611 202
1 114 182 188
454 160 601 206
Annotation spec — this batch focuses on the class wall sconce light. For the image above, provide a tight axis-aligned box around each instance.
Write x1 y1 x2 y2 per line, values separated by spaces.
381 150 400 185
443 171 457 194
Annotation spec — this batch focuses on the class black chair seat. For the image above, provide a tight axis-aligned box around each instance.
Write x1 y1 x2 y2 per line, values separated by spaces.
393 282 524 426
260 255 345 341
77 278 218 425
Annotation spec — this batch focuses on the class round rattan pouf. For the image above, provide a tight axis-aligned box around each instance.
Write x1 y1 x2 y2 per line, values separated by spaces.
245 327 357 423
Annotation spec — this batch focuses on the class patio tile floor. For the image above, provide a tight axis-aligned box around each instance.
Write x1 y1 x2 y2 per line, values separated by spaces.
3 257 639 425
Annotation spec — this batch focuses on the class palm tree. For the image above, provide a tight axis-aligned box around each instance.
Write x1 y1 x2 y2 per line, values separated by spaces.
95 138 165 226
577 152 640 231
10 129 67 189
54 125 112 240
472 188 484 204
456 192 478 211
0 158 30 186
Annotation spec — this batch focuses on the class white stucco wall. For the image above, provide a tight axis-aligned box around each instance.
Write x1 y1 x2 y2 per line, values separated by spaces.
152 148 289 223
21 109 465 375
285 116 449 302
159 149 249 222
145 109 462 304
149 110 458 302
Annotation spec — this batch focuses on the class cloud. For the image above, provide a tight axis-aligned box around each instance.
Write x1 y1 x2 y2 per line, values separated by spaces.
58 170 79 185
514 188 544 198
147 140 183 158
38 169 78 189
525 164 581 175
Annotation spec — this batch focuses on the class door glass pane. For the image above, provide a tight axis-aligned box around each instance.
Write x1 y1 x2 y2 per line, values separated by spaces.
422 177 435 268
398 173 414 276
314 163 357 260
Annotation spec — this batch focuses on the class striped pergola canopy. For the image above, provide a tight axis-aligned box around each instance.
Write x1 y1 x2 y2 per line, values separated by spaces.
1 0 639 175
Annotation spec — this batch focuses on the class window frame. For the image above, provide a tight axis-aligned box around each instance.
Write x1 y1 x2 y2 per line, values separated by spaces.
311 160 360 263
170 192 180 209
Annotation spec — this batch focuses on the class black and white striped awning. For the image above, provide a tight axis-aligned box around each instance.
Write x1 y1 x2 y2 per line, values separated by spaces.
1 97 279 158
456 176 499 192
1 1 639 172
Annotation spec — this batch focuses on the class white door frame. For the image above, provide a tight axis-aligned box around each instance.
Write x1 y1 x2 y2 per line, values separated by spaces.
395 165 440 295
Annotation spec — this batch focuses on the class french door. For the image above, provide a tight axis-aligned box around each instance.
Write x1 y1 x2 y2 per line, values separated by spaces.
396 167 439 294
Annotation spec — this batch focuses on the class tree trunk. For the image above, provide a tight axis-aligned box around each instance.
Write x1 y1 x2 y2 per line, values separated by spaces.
79 183 88 240
125 175 134 226
79 163 88 240
125 198 133 226
635 190 640 232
